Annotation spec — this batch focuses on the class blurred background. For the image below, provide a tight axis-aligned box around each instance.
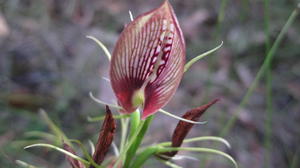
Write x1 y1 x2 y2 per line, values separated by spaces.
0 0 299 167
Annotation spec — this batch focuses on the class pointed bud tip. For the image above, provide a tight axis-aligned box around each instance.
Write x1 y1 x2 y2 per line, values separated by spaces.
161 0 171 8
157 0 176 17
208 98 220 106
197 98 220 110
105 105 112 114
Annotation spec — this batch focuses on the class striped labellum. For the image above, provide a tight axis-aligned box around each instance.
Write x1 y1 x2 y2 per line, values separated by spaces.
110 0 185 119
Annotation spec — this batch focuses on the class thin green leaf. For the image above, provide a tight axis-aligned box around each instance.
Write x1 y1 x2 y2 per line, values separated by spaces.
158 147 238 168
24 143 89 165
89 92 123 110
39 109 71 146
88 140 95 155
11 140 43 149
130 146 159 168
184 41 223 72
171 155 198 161
24 131 56 142
157 158 183 168
15 160 40 168
86 36 111 60
290 148 299 168
159 136 231 148
87 114 129 122
158 109 207 125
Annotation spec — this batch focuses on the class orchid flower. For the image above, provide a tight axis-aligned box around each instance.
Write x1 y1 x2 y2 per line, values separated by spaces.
110 0 185 119
22 1 238 168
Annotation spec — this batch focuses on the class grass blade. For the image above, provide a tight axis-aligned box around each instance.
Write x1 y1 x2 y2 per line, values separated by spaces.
39 110 71 146
220 5 300 136
15 160 40 168
24 143 89 165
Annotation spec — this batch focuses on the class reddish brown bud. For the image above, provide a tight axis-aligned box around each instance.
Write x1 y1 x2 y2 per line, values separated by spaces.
90 105 116 167
160 99 219 159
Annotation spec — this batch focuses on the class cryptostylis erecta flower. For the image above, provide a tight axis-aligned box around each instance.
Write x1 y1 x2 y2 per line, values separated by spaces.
110 0 185 119
21 1 238 167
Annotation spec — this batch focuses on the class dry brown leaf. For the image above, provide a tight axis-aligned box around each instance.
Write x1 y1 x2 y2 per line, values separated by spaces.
159 99 219 159
90 105 116 167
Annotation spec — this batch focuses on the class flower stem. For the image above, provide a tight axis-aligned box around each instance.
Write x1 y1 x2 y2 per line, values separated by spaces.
119 117 129 154
130 146 159 168
113 117 146 168
123 115 154 168
129 110 141 139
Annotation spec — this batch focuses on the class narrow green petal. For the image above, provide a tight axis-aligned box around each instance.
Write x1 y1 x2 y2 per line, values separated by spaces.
184 41 223 72
159 136 231 148
158 108 207 124
86 35 112 60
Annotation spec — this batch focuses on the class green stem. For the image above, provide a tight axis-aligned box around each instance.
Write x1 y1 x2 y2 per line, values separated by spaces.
130 146 159 168
290 149 299 168
263 0 273 168
39 110 72 147
123 115 154 168
159 136 230 148
218 0 228 22
220 5 300 136
129 110 141 139
113 117 146 168
119 117 129 154
264 57 273 168
263 0 271 52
